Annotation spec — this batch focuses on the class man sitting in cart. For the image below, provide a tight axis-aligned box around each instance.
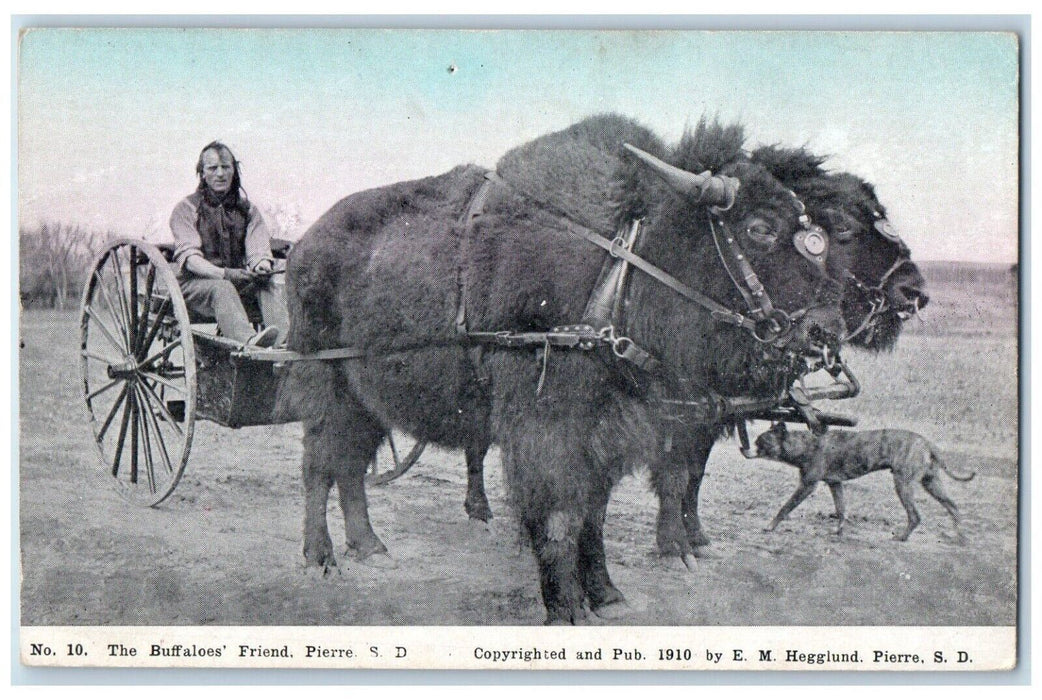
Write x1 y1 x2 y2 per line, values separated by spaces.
170 141 289 349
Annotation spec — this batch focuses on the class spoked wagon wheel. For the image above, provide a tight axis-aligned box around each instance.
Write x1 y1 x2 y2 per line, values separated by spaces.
367 432 428 486
80 239 197 506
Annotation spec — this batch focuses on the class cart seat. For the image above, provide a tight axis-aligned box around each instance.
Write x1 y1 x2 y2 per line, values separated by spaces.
150 239 292 327
154 238 293 264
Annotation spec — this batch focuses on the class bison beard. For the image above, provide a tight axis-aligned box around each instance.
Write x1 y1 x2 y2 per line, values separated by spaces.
282 115 845 623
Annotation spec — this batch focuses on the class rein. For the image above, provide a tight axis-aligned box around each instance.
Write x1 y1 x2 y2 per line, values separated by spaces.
458 170 828 371
840 254 913 341
274 167 862 432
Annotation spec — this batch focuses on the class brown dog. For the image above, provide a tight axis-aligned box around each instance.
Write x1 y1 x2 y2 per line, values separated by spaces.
753 423 974 542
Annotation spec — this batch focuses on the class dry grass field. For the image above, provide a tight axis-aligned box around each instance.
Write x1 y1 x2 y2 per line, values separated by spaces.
18 262 1018 626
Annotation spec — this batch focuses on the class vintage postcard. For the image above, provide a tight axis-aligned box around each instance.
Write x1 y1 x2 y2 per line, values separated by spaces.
16 24 1020 673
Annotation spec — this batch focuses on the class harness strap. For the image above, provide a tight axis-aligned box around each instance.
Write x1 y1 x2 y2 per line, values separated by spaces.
877 255 911 289
839 255 910 342
455 172 499 335
556 217 758 332
708 213 773 320
609 220 641 329
466 327 599 348
466 325 660 371
482 171 758 331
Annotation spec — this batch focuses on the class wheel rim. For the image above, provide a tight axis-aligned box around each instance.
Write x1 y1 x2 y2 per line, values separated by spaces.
366 431 427 486
80 239 196 506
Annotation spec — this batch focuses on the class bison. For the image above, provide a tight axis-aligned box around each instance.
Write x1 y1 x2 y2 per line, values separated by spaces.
653 144 930 561
454 133 931 564
282 114 847 623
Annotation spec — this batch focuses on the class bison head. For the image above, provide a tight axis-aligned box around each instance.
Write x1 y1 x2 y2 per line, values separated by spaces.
816 172 929 350
616 120 846 396
751 146 929 352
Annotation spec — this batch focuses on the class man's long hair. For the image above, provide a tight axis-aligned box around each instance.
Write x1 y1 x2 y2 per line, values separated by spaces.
195 140 244 198
195 141 251 212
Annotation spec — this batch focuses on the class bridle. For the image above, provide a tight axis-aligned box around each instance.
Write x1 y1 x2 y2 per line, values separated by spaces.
460 166 845 375
706 205 839 348
837 217 916 342
769 191 916 344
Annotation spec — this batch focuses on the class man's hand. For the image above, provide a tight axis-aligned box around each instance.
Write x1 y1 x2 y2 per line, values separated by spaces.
252 259 274 275
223 267 255 285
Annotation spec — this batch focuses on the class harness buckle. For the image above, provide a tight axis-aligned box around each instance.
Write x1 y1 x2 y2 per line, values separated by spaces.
751 309 793 345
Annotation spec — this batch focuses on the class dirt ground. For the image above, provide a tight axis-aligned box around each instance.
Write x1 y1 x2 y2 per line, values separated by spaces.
19 309 1018 626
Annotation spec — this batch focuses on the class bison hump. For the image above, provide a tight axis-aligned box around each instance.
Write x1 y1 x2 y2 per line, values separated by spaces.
495 114 665 233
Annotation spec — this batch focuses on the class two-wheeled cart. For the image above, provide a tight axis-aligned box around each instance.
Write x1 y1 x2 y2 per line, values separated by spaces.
80 238 425 506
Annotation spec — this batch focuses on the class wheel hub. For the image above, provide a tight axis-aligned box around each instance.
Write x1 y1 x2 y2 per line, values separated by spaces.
106 356 138 380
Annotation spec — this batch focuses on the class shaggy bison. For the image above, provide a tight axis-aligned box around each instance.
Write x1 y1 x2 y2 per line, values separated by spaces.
283 114 847 623
451 131 931 564
654 145 930 560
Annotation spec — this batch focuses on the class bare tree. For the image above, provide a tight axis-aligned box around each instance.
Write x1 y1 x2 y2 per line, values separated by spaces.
260 201 307 242
20 222 109 309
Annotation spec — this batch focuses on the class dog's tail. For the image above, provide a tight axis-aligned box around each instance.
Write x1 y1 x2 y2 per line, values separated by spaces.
933 449 976 482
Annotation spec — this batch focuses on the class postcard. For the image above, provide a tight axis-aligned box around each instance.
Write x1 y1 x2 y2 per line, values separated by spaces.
16 24 1020 672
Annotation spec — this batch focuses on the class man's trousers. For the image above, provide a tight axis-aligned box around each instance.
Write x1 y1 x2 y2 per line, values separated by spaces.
178 275 289 344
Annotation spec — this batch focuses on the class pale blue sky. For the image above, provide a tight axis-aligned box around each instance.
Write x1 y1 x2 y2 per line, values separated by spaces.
17 29 1019 262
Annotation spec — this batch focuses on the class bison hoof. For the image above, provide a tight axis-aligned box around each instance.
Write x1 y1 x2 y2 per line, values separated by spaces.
544 605 588 626
691 544 718 559
545 611 587 626
687 530 711 548
303 559 341 579
466 517 492 535
357 552 399 569
591 600 630 620
465 503 494 523
655 533 689 558
678 548 716 570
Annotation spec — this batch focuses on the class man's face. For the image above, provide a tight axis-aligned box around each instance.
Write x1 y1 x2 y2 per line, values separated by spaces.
201 148 235 194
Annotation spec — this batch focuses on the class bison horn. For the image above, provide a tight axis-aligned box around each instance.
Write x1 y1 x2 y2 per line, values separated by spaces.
623 143 739 209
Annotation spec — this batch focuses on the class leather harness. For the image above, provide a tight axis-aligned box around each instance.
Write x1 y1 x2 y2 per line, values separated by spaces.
455 170 837 376
253 168 866 432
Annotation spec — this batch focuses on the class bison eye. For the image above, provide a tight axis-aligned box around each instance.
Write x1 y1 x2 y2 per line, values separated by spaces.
823 208 858 243
742 217 779 250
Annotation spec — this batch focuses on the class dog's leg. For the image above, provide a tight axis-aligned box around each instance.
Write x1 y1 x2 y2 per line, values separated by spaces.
767 479 819 531
892 475 920 541
921 474 965 544
827 481 847 535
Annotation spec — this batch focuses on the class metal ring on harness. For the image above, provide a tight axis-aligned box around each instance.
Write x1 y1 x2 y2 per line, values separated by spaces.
610 334 635 359
609 236 628 258
751 308 793 345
